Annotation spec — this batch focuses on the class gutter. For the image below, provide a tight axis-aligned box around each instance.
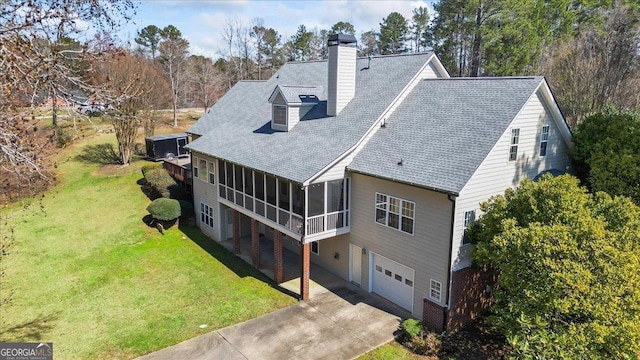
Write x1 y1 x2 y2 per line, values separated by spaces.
347 168 459 197
444 193 457 332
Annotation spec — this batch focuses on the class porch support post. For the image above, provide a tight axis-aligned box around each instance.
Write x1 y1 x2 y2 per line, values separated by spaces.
251 219 260 268
300 242 310 301
232 210 240 254
274 230 283 283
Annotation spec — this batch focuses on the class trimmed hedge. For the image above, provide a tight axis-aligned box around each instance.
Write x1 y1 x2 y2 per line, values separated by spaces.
143 167 184 199
146 198 181 221
141 163 163 177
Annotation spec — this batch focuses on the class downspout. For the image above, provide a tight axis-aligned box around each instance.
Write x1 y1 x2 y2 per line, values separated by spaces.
443 193 457 332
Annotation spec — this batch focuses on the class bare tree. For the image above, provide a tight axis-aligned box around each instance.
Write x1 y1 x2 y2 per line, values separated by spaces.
158 25 189 128
186 55 222 112
0 0 134 191
91 51 170 164
539 3 640 127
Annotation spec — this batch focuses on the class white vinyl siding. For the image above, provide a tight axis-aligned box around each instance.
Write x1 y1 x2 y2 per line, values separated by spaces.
452 90 570 270
191 153 221 241
349 173 452 319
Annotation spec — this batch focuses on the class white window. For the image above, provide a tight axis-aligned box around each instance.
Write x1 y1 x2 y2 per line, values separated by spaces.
311 241 319 255
430 279 442 302
375 193 415 235
193 156 199 178
539 125 550 157
273 105 287 125
463 210 476 245
200 203 214 228
208 161 215 184
199 158 207 181
509 128 520 161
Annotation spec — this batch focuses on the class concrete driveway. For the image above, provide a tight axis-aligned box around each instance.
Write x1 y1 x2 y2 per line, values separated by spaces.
137 280 406 360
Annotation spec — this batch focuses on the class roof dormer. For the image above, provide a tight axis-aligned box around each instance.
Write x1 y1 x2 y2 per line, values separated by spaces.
268 85 321 132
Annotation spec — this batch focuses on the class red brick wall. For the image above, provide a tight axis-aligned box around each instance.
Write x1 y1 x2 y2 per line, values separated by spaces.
446 265 497 332
422 265 497 333
422 299 446 332
274 230 283 283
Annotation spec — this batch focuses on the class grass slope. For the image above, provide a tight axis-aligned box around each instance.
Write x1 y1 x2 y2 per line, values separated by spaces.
0 133 294 359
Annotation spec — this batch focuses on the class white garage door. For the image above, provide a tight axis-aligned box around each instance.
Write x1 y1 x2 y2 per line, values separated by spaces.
372 253 414 311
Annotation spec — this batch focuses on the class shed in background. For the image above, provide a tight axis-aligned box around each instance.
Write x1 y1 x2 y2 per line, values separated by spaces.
145 133 189 161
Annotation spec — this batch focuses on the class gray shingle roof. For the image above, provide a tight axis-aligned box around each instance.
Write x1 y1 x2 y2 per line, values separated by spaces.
186 53 435 184
272 85 322 104
347 77 544 194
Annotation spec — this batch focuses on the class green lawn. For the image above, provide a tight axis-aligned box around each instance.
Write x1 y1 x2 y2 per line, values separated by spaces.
359 341 427 360
0 133 295 359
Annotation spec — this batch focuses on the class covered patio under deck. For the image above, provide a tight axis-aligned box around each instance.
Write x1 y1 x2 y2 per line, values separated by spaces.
223 210 313 300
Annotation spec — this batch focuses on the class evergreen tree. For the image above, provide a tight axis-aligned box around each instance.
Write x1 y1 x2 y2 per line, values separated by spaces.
410 6 431 52
135 25 161 60
329 21 356 35
379 12 409 54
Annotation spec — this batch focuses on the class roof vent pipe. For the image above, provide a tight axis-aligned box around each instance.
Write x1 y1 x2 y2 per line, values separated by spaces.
327 34 357 116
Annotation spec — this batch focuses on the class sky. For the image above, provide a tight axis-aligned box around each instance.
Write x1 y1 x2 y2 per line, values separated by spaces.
118 0 435 59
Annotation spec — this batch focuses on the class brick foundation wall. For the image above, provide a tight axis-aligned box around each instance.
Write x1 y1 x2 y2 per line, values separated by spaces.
446 265 497 332
422 300 446 332
274 230 283 283
422 265 497 333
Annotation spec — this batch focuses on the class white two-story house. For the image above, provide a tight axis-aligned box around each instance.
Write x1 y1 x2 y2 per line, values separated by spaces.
185 34 572 332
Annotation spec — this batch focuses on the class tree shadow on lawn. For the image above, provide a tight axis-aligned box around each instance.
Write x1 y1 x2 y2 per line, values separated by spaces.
75 143 120 165
2 313 58 342
178 225 298 299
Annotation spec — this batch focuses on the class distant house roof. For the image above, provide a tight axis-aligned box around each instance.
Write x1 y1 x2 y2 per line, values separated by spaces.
347 77 545 194
270 85 322 104
186 53 437 184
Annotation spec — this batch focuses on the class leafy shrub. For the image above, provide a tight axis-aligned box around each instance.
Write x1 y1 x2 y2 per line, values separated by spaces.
178 200 194 218
141 163 162 177
143 167 184 199
55 128 73 147
400 319 441 356
412 331 441 356
134 142 146 156
146 198 181 221
401 319 423 340
472 174 640 358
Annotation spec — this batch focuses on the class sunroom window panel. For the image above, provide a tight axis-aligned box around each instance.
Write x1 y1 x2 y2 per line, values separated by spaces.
279 180 290 210
375 209 387 225
234 165 244 192
225 162 233 188
219 160 226 185
266 175 277 206
308 183 324 217
327 180 344 213
255 172 265 200
389 197 400 214
292 186 304 216
244 170 253 196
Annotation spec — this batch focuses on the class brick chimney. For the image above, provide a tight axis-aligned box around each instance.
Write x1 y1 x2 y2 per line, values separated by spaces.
327 34 357 116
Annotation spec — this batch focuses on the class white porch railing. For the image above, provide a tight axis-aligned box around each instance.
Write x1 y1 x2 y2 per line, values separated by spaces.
306 210 349 235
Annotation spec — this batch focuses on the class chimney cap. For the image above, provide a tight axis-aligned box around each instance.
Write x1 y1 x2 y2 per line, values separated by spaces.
328 33 357 46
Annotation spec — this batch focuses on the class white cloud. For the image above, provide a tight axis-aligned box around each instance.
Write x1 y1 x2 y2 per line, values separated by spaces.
123 0 435 60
